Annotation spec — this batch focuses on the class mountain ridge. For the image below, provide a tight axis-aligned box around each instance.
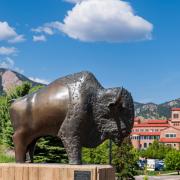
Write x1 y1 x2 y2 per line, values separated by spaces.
0 68 43 95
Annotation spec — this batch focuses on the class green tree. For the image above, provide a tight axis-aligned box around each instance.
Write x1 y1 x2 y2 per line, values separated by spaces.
0 96 12 146
0 82 32 147
34 136 68 163
82 140 109 164
164 150 180 170
139 140 172 159
112 138 139 179
82 138 139 178
29 85 44 94
7 82 32 100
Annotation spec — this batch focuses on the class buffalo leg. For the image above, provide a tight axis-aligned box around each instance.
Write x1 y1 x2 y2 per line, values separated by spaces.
58 104 85 164
58 118 82 164
60 135 82 164
13 131 28 163
27 139 37 163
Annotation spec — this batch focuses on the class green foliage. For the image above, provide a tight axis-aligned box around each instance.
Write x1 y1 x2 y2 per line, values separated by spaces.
143 175 149 180
0 145 15 162
164 150 180 170
29 85 44 94
139 140 172 159
82 140 109 164
0 153 15 163
112 138 139 179
7 82 32 100
34 136 68 163
0 82 32 147
83 138 139 179
0 96 13 146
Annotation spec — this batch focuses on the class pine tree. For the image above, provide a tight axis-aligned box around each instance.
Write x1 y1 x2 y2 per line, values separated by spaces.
34 136 68 163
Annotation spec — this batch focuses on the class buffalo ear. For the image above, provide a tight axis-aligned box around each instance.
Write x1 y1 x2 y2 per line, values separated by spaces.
107 88 123 108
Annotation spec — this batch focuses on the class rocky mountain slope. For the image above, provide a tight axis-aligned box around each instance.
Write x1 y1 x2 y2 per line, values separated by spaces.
135 99 180 119
0 68 42 95
1 68 179 119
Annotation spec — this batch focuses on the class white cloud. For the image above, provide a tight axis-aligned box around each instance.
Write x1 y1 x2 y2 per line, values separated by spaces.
64 0 87 3
33 0 153 42
0 57 24 73
0 21 16 40
29 77 49 84
0 21 25 43
0 47 18 55
32 26 54 35
60 0 153 42
8 34 25 43
33 35 47 42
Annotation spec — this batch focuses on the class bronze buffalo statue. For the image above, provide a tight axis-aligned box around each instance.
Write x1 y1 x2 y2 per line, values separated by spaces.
10 71 134 164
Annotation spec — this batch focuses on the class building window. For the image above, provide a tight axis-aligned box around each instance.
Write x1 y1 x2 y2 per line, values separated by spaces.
165 133 176 138
144 143 147 148
145 129 149 132
140 129 144 132
173 114 179 119
174 144 176 146
135 129 139 132
166 144 171 147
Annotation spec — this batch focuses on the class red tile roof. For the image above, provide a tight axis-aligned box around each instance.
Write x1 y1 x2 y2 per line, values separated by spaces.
172 108 180 111
131 132 161 136
161 126 180 131
134 124 170 127
147 120 168 124
159 138 180 143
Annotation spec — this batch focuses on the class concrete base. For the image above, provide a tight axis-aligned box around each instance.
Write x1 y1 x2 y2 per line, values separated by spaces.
0 163 115 180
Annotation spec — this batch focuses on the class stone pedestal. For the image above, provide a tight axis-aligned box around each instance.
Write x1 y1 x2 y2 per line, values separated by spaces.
0 163 115 180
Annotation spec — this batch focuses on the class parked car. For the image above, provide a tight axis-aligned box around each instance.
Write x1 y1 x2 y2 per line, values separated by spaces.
146 159 164 171
137 159 147 169
155 160 164 171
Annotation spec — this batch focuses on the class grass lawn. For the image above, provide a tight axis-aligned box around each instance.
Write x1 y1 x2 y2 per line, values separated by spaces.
0 153 15 163
136 170 176 176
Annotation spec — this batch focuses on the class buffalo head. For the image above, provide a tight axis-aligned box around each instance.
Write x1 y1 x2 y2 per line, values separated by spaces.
95 87 134 146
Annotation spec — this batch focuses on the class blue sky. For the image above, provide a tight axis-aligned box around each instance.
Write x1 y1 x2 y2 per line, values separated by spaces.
0 0 180 104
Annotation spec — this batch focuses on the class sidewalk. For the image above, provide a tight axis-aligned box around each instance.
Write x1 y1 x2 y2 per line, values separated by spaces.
135 175 180 180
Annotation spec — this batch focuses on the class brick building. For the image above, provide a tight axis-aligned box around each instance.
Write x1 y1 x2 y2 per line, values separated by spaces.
130 108 180 150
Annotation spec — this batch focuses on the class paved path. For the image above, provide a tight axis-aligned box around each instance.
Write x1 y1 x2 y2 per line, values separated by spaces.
135 175 180 180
